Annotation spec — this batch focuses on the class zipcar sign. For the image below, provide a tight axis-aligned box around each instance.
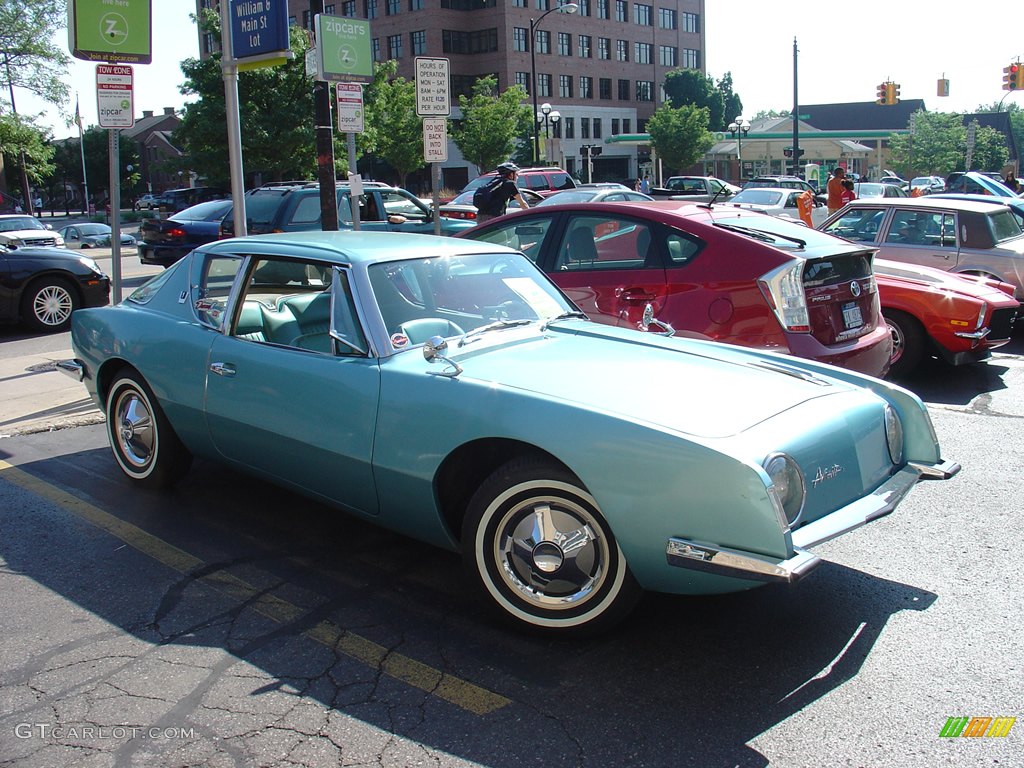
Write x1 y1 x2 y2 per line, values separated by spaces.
68 0 152 64
230 0 290 61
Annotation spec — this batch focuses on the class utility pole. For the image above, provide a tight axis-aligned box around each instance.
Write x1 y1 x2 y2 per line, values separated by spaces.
792 37 800 178
311 0 339 230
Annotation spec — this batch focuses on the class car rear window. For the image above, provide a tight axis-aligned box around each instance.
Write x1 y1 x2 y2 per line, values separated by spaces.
988 209 1024 243
714 214 846 249
245 191 291 225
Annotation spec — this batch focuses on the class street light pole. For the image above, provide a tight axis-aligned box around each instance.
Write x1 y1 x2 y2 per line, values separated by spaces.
728 116 751 182
535 103 561 163
530 2 578 166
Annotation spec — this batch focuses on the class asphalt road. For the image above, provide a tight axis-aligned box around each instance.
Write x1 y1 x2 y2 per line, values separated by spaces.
0 340 1022 766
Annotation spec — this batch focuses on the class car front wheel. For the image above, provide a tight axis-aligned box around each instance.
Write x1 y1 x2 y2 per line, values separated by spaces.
105 370 192 489
20 277 79 332
885 309 926 377
462 458 640 635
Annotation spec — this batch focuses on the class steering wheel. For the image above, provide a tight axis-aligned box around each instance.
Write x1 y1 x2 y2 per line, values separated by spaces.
489 257 521 275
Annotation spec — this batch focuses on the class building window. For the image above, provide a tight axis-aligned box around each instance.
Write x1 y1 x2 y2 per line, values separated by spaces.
579 76 593 98
618 78 630 100
578 0 590 15
202 32 216 55
616 40 629 61
386 0 400 15
513 0 526 6
593 119 602 139
513 27 529 52
578 35 592 58
599 77 611 99
366 0 378 19
372 37 381 61
443 28 498 54
301 10 312 28
682 48 700 68
325 3 336 12
560 74 573 98
558 32 571 56
409 0 423 9
633 3 651 25
581 117 590 139
623 119 630 133
615 0 627 23
411 29 427 55
611 118 619 135
636 80 654 101
288 15 296 25
538 73 552 98
552 119 561 139
341 1 356 14
635 42 651 64
659 45 677 67
536 30 551 55
388 34 403 58
659 7 676 29
682 12 699 33
516 71 531 94
535 0 549 8
597 0 609 19
442 0 497 7
598 37 610 60
564 117 575 138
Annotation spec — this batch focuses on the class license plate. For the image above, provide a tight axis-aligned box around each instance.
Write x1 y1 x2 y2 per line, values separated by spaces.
842 301 863 329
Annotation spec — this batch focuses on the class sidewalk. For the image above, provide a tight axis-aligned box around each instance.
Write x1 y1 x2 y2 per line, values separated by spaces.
0 343 104 439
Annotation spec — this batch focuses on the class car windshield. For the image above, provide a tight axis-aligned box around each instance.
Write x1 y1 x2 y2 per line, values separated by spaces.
367 252 574 347
536 190 599 206
77 223 111 235
854 184 886 198
731 190 784 205
0 216 45 232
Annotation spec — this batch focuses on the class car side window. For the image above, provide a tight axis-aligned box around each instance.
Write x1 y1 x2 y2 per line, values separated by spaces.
288 195 322 227
554 216 656 271
230 256 366 355
550 173 575 191
472 216 553 263
665 232 701 266
192 253 243 329
886 211 942 245
823 208 884 243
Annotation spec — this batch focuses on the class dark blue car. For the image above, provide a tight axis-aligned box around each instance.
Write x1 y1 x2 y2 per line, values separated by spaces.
139 199 232 268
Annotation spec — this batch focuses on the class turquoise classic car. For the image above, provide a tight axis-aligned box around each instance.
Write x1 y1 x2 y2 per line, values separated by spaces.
63 231 959 635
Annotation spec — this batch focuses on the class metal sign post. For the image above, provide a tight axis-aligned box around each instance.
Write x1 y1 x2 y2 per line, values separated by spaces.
337 83 365 232
96 64 134 304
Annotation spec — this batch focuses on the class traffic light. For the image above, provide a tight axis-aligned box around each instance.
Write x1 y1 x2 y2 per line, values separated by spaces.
1003 63 1020 91
889 82 900 104
876 82 888 105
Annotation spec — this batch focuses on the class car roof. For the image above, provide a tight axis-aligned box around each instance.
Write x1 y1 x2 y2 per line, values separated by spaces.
842 197 1012 213
203 230 515 266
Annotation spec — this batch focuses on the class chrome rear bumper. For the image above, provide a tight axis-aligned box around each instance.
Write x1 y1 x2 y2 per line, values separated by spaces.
56 359 84 382
666 459 960 584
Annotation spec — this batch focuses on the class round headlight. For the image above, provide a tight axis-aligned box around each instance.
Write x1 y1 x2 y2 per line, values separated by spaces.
884 404 904 465
763 452 806 527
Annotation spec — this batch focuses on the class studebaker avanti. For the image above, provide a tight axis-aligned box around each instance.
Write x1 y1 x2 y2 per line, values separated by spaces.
62 231 959 634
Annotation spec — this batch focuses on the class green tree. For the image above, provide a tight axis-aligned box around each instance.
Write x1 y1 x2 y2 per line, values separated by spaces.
662 70 724 131
176 20 320 187
717 72 743 129
888 111 1008 176
0 113 53 190
0 0 70 111
451 75 532 172
646 103 715 175
361 62 425 188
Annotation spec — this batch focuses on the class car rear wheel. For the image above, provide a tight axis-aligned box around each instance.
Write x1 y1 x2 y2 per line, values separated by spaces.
105 371 192 489
884 309 925 377
20 277 79 332
462 457 640 635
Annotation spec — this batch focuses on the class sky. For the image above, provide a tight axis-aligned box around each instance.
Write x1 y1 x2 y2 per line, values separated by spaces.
21 0 1024 140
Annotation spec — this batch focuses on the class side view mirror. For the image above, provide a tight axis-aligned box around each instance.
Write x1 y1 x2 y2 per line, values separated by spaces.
641 303 675 337
423 335 462 378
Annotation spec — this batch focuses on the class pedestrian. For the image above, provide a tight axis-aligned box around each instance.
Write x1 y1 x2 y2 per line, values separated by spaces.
474 162 530 224
796 188 815 227
1003 172 1021 194
827 167 846 214
841 178 856 205
640 175 651 194
634 177 642 192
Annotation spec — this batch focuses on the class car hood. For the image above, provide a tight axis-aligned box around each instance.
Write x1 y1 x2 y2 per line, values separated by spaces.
0 228 53 239
442 322 850 439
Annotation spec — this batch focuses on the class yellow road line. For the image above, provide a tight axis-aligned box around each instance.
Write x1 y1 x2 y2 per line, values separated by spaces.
0 459 511 716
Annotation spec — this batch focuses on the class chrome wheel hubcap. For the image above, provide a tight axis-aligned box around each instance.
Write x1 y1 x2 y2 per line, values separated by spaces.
33 285 73 326
888 320 904 363
495 497 608 610
114 391 155 469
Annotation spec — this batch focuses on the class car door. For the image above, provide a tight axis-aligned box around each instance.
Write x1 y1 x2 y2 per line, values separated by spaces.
375 189 438 234
878 208 958 270
543 213 667 329
203 253 381 515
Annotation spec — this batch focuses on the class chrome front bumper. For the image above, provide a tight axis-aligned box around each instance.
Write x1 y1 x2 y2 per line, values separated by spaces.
666 459 960 584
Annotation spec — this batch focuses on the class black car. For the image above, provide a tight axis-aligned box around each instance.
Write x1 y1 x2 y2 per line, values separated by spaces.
139 200 233 267
0 243 110 332
157 186 229 214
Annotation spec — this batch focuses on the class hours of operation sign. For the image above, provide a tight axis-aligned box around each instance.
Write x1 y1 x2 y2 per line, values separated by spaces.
416 57 450 116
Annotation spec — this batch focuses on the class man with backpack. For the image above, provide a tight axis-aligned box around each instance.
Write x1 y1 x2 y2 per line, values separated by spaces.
474 162 530 224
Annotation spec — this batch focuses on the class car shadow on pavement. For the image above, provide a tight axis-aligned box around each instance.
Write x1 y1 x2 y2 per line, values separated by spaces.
0 443 937 768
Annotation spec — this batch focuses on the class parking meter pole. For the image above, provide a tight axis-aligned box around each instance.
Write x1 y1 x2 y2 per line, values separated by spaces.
347 132 360 231
433 162 441 237
108 129 122 304
220 0 247 238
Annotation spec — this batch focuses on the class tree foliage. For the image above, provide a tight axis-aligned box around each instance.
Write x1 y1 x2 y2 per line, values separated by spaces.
888 111 1008 176
451 76 531 172
0 0 70 112
662 70 743 132
361 60 426 187
646 103 715 175
0 113 53 184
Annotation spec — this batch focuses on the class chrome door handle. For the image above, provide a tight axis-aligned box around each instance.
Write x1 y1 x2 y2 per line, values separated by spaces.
209 362 236 377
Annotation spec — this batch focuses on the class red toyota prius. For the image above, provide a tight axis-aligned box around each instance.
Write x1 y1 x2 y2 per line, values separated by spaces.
460 200 893 377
